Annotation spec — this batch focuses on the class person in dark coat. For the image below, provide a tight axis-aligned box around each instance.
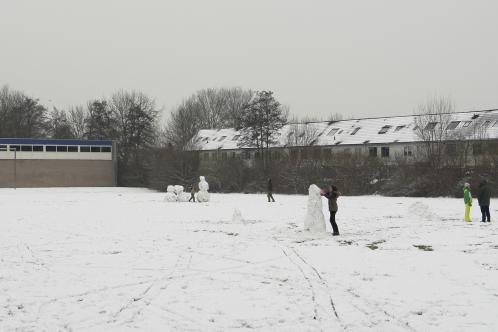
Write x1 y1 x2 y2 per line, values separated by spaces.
267 178 275 202
477 179 492 222
188 184 197 202
322 185 341 235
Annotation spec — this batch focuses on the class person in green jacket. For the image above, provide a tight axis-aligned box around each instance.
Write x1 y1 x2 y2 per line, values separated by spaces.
477 179 492 222
463 182 472 222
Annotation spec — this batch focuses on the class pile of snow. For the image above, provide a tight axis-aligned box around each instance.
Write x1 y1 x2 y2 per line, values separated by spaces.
231 208 244 223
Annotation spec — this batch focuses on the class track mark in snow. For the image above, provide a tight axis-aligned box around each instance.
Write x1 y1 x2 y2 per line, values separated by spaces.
108 253 191 326
280 246 342 330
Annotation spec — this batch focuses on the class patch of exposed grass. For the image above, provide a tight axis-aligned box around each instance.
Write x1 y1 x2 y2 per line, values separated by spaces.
413 244 433 251
366 240 385 250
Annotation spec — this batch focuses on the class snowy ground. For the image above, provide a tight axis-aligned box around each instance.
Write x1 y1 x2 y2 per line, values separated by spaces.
1 188 497 332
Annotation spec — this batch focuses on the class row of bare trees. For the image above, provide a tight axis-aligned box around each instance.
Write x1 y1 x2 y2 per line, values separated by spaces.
0 85 159 186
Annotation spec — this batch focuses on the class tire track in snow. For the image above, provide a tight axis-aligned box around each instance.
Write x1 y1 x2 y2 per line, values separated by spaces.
280 246 343 331
108 252 190 326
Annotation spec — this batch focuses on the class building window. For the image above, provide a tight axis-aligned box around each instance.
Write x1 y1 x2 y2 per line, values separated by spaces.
395 125 406 132
369 147 378 157
473 143 482 155
327 128 339 136
381 147 390 158
482 120 491 127
91 146 101 152
350 127 361 135
80 146 91 152
0 145 7 151
425 122 438 130
378 125 391 134
493 120 498 127
57 146 68 152
447 121 460 130
219 136 227 142
403 146 413 157
21 145 33 152
68 146 78 152
462 121 472 127
101 146 112 152
33 145 43 152
233 135 240 140
46 146 56 152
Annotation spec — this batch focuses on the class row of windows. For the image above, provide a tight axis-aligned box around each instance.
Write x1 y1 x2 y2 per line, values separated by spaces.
201 146 400 161
0 145 112 153
201 142 489 162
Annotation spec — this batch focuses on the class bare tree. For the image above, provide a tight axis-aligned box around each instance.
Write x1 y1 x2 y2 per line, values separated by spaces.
413 96 455 169
285 120 320 147
47 107 74 138
327 112 344 122
68 106 87 139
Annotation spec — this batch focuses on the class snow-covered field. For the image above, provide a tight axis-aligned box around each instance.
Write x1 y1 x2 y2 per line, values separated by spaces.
1 188 497 332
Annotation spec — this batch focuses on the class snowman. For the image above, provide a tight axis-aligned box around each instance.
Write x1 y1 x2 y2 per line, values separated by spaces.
197 176 210 202
304 184 326 232
164 185 178 202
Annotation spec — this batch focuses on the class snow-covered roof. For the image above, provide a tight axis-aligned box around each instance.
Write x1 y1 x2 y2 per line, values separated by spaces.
193 110 498 151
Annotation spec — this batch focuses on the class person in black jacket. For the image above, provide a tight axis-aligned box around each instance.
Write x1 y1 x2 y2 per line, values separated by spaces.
477 179 492 222
322 185 341 235
267 178 275 202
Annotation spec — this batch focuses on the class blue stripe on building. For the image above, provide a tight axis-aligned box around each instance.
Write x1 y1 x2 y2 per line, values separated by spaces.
0 138 113 146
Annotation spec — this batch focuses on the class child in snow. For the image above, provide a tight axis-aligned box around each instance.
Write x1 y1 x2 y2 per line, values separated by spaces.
189 184 197 202
321 185 341 235
463 182 472 222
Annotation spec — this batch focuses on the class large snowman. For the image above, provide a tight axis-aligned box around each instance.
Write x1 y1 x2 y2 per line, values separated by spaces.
304 184 326 232
197 176 210 202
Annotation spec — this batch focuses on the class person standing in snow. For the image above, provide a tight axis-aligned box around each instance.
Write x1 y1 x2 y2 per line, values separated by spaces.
189 184 197 202
267 178 275 202
477 179 492 222
463 182 473 222
322 185 341 235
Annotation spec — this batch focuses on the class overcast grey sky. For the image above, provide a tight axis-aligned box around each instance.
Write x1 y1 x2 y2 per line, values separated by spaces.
1 0 497 121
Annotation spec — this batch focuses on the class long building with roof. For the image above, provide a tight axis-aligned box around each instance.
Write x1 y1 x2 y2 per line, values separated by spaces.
0 138 117 188
192 109 498 165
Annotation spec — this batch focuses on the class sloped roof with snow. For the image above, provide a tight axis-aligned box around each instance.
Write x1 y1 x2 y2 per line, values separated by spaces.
193 110 498 151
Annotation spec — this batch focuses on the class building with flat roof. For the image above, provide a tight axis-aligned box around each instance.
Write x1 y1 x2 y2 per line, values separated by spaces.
0 138 116 188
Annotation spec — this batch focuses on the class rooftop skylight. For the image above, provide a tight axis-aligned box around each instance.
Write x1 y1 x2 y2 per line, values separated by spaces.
394 125 406 132
328 128 339 136
350 127 361 135
425 122 438 130
378 125 392 134
447 121 460 130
